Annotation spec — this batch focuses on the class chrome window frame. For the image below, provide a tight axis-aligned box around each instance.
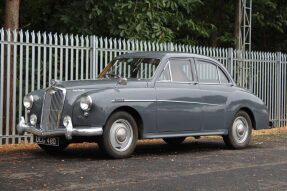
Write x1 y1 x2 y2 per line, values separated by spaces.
195 58 233 86
157 58 197 84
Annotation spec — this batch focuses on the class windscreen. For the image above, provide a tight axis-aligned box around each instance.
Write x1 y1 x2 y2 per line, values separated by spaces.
102 57 160 79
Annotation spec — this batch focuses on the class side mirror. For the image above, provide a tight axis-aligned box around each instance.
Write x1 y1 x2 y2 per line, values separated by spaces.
117 77 128 85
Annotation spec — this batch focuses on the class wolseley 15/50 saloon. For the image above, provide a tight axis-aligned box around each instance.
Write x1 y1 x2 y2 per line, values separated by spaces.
17 52 271 158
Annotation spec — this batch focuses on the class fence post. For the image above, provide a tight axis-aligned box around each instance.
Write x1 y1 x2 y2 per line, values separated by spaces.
90 35 96 79
168 42 174 52
0 29 4 145
228 48 234 76
276 52 281 127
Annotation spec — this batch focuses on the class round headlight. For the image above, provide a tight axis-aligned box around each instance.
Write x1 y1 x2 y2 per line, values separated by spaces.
23 95 33 109
30 114 37 125
80 95 92 111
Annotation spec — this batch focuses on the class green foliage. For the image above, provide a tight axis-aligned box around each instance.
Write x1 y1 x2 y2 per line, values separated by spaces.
1 0 287 51
252 0 287 51
109 0 205 42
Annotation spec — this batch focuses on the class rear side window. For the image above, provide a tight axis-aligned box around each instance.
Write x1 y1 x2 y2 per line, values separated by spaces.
169 59 193 82
196 61 219 83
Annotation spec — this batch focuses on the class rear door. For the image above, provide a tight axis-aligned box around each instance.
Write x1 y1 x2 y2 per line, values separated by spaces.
195 59 233 131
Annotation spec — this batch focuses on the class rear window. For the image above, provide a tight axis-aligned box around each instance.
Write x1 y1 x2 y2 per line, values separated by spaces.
196 61 219 83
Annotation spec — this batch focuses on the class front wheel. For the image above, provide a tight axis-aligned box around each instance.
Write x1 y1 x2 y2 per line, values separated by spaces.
223 110 252 149
99 111 138 159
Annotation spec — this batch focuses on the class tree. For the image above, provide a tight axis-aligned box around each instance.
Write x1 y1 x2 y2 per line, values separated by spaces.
2 0 287 52
234 0 241 50
2 0 20 136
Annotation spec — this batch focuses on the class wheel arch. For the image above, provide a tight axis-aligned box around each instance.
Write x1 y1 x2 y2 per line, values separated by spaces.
238 107 256 130
107 106 144 139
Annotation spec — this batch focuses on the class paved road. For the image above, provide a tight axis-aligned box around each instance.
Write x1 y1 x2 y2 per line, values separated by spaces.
0 134 286 191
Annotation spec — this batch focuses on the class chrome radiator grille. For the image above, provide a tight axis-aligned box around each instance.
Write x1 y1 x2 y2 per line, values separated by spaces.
40 87 66 131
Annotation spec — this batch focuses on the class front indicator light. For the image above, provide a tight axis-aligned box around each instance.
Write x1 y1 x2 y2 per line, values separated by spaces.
30 114 37 125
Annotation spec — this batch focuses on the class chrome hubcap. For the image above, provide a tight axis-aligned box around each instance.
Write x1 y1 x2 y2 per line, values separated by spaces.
116 128 127 142
109 119 133 152
232 116 249 144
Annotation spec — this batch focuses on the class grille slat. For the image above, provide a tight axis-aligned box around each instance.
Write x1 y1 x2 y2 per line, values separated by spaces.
41 87 65 131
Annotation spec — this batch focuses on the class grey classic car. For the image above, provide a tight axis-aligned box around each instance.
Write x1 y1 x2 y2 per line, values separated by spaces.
17 52 271 158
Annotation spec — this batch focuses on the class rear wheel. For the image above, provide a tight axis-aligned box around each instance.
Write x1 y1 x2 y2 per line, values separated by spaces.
223 110 252 149
99 111 138 159
163 137 186 145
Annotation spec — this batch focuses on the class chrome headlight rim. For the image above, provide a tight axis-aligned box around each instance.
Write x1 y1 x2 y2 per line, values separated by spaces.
23 95 33 109
80 95 93 111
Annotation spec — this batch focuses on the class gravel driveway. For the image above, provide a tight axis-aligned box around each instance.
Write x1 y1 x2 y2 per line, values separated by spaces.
0 132 286 191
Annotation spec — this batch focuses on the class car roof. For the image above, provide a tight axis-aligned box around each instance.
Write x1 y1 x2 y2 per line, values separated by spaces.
117 51 217 62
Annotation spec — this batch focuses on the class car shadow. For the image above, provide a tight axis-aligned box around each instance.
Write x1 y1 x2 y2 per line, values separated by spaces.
29 138 263 160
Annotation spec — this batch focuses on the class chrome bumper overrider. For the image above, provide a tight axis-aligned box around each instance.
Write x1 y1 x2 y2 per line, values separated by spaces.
17 116 103 140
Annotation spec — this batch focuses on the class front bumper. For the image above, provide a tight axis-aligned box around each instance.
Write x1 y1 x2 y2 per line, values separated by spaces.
17 116 103 140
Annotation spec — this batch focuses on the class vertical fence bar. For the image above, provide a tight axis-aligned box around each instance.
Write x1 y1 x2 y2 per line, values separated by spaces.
65 34 69 81
24 31 30 125
12 30 17 144
5 29 11 143
43 33 47 88
54 34 58 80
0 29 4 144
75 35 79 80
90 35 96 79
85 36 89 79
48 33 52 83
59 34 64 81
80 36 84 80
37 32 41 90
276 52 281 126
18 30 23 131
31 31 35 91
228 48 233 75
70 35 74 80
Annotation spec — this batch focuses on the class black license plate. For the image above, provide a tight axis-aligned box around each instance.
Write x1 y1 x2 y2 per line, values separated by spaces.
35 136 59 146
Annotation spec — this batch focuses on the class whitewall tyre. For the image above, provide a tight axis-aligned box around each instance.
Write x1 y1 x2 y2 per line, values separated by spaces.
99 111 138 159
223 110 252 149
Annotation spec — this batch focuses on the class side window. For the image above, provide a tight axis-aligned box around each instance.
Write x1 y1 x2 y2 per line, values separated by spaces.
196 61 219 83
158 62 171 81
170 59 193 82
218 68 229 84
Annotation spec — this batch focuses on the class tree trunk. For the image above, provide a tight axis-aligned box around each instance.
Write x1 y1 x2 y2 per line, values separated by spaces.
210 31 218 47
234 0 241 50
2 0 20 142
4 0 20 29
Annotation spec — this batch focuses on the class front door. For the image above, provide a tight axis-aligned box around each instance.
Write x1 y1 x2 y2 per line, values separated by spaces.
155 58 203 133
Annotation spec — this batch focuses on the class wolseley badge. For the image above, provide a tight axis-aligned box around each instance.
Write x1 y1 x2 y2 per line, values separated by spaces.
50 79 56 85
48 88 56 95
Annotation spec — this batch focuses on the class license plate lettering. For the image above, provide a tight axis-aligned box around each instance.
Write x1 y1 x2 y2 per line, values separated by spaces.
35 136 59 146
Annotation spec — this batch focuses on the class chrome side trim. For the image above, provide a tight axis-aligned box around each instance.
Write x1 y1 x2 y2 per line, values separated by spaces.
17 116 103 140
112 99 222 106
144 129 227 139
158 100 221 106
112 99 155 103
